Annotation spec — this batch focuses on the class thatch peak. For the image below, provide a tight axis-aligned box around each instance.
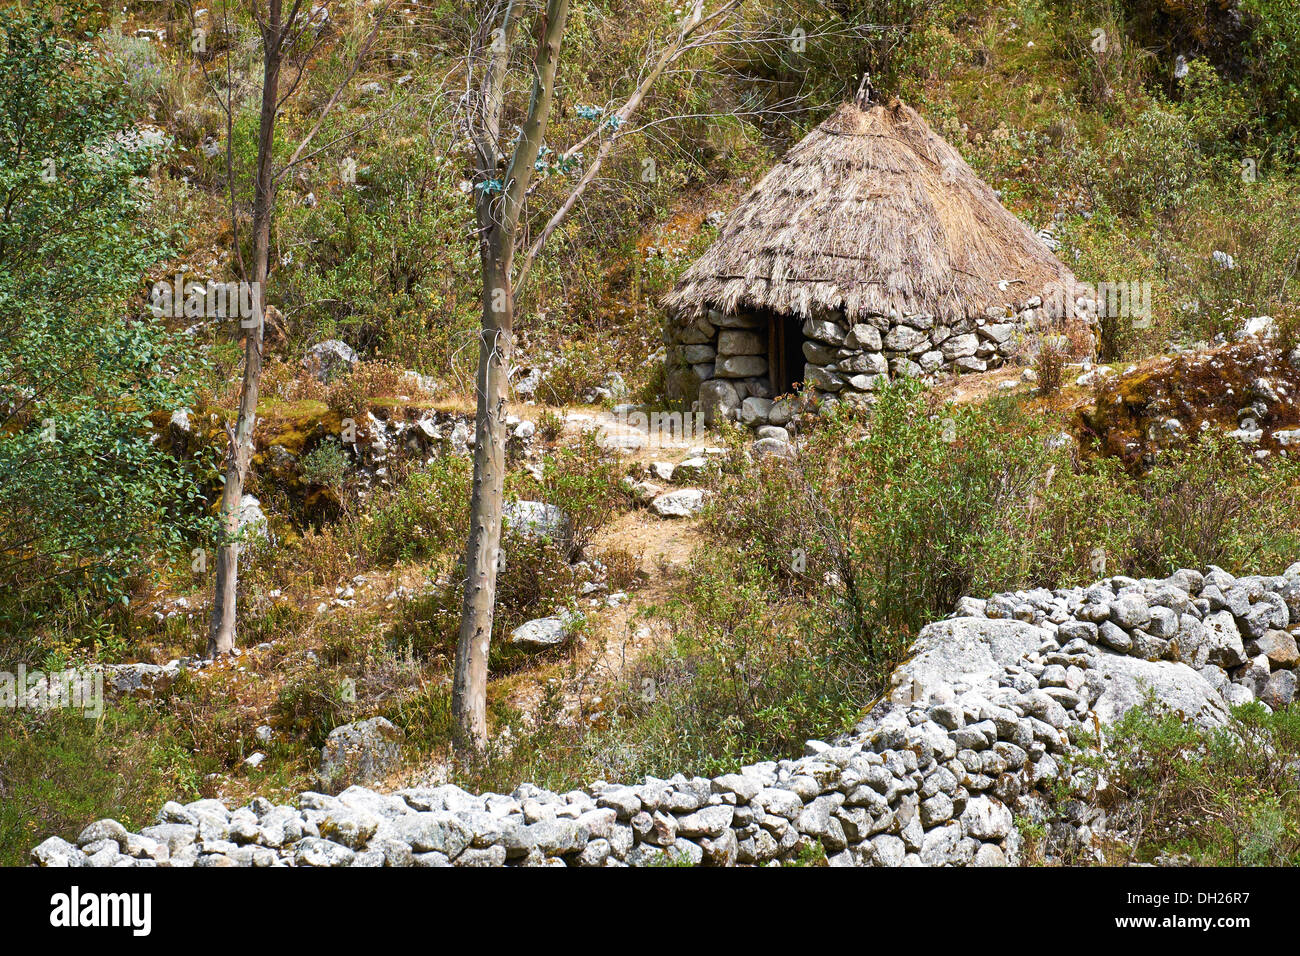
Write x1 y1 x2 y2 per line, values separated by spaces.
664 98 1076 326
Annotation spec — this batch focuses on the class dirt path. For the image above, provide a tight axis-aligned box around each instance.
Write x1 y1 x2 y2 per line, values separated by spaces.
497 406 712 721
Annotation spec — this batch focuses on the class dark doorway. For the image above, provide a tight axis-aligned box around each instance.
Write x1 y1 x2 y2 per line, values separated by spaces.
769 313 803 395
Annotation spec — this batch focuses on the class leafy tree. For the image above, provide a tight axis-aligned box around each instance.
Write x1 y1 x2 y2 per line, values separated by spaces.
0 7 208 643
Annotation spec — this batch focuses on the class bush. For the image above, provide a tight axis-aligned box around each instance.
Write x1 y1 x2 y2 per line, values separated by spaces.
1035 333 1070 395
362 456 471 565
712 380 1068 642
534 429 628 560
1127 433 1300 575
606 546 880 776
0 705 199 867
1061 699 1300 865
299 440 349 495
616 382 1300 778
0 9 211 652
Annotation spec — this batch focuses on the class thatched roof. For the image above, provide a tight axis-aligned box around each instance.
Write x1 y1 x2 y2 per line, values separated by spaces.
664 99 1076 325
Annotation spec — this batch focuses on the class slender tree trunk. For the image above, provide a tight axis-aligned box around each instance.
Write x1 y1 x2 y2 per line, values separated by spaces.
208 10 281 657
451 0 570 751
452 251 513 750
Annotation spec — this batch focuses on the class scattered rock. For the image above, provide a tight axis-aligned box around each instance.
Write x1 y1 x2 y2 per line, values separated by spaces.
304 339 359 382
649 489 710 518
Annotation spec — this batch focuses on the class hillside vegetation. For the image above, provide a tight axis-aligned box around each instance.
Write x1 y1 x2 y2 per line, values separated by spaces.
3 0 1300 866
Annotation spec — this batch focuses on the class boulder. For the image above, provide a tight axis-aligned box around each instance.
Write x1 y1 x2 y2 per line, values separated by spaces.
714 355 768 379
318 717 405 794
304 339 359 382
894 618 1045 702
883 326 929 352
961 796 1014 840
1202 610 1247 667
502 500 569 543
844 324 882 350
740 397 773 426
31 837 85 867
941 334 979 361
1254 630 1300 669
717 330 765 356
1090 655 1230 730
509 616 574 650
698 379 740 426
802 318 845 345
649 489 710 518
237 494 269 541
1260 670 1297 709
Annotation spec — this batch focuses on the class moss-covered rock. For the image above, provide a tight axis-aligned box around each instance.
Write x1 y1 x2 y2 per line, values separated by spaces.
1079 342 1300 472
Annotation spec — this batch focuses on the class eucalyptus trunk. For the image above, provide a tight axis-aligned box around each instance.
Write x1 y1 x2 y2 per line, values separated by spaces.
451 0 570 750
208 5 281 657
451 254 513 749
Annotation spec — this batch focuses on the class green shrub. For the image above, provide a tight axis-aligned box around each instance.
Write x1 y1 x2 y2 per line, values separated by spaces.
0 9 211 653
362 456 471 565
712 380 1068 642
0 704 199 867
274 669 356 749
1127 433 1300 575
607 382 1300 780
535 429 628 560
299 440 350 494
100 27 168 110
1062 699 1300 865
607 546 880 776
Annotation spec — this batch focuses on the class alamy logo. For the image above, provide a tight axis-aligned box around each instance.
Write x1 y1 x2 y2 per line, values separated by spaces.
1040 279 1152 325
610 408 705 446
150 273 261 327
49 887 151 936
0 665 102 718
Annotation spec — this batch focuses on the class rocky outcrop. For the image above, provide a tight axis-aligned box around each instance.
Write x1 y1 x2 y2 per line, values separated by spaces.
1079 341 1300 472
32 562 1300 867
304 340 359 382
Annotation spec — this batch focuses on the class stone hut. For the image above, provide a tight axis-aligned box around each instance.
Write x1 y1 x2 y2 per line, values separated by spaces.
663 90 1081 427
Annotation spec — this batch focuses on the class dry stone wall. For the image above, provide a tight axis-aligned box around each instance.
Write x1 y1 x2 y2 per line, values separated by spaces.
669 300 1048 428
31 562 1300 868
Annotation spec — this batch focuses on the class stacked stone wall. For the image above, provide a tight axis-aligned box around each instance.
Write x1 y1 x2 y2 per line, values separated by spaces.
667 300 1048 427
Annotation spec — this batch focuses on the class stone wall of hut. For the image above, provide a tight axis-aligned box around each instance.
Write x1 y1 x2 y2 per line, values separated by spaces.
666 299 1048 428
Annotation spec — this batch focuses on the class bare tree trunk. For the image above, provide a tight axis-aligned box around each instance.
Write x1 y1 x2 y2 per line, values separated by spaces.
452 254 512 749
208 6 282 657
450 0 744 748
452 0 569 750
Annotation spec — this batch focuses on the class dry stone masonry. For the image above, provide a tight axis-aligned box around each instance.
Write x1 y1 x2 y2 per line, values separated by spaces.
31 561 1300 868
675 300 1049 429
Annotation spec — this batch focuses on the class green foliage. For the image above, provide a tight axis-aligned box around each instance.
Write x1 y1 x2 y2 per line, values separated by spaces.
713 381 1068 641
535 429 628 560
362 455 472 565
0 704 200 867
0 9 211 649
734 0 945 102
1067 699 1300 865
612 546 878 776
1235 0 1300 154
1126 433 1300 575
299 439 350 496
585 381 1300 781
274 669 356 749
99 26 169 111
278 132 479 367
784 840 828 866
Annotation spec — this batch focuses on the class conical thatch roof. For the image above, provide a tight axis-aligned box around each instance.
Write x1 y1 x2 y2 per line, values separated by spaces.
665 99 1076 325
